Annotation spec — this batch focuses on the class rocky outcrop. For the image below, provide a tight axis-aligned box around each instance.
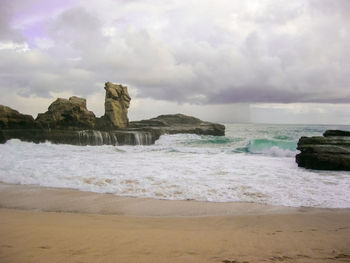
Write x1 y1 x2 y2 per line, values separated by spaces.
0 113 224 145
0 82 225 145
103 82 130 128
36 96 95 129
296 130 350 171
130 114 225 136
0 105 36 129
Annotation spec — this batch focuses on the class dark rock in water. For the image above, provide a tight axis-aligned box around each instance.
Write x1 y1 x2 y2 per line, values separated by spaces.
0 130 5 144
103 82 131 129
323 130 350 137
296 130 350 171
0 105 36 129
36 96 96 129
0 82 225 145
130 114 225 136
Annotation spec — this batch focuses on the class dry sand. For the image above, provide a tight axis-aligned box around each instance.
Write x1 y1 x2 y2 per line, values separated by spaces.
0 183 350 263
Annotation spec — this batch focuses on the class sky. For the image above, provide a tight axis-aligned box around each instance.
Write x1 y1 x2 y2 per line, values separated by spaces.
0 0 349 124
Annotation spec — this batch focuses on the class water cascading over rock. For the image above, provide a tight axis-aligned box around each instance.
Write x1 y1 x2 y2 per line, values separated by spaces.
77 130 118 145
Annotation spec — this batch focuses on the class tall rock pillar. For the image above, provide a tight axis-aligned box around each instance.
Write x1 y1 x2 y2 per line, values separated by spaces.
104 82 131 128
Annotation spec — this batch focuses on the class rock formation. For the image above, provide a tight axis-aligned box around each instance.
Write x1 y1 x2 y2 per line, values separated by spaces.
36 96 96 129
0 81 225 145
130 114 225 136
0 105 36 129
103 82 131 128
296 130 350 171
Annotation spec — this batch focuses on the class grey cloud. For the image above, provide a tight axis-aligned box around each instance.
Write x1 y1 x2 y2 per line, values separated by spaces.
208 87 350 104
0 0 349 106
48 7 103 48
0 1 24 42
0 7 105 98
309 0 350 16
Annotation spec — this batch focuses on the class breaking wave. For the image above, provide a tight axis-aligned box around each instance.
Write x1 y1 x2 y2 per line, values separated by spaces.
244 138 297 157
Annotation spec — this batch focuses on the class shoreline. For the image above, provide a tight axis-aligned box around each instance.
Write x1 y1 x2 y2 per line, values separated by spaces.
0 182 348 217
1 182 350 262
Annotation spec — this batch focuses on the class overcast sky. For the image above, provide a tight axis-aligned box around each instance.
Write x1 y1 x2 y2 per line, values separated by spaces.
0 0 349 124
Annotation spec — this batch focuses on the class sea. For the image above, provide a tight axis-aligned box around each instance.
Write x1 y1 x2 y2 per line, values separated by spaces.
1 123 350 208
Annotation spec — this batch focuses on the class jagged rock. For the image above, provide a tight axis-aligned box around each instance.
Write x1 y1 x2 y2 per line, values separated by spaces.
296 130 350 170
130 114 225 136
104 82 131 128
36 96 96 129
0 105 36 129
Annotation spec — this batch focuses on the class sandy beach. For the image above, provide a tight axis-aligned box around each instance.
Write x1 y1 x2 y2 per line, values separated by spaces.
0 183 350 263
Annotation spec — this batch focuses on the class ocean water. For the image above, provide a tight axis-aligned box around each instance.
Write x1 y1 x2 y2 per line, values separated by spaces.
1 123 350 208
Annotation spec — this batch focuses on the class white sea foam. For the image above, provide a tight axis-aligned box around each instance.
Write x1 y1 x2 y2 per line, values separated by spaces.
255 146 298 157
1 130 350 208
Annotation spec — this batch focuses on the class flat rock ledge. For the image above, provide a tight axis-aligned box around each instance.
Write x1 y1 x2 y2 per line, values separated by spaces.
129 114 225 136
296 130 350 171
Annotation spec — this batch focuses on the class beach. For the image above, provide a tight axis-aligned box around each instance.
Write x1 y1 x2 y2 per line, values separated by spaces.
1 0 350 261
1 183 349 263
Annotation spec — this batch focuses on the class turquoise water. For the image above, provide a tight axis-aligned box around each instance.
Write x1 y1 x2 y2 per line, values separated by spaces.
183 123 350 157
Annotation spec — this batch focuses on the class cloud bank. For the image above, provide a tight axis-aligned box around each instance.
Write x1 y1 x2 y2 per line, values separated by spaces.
0 0 349 122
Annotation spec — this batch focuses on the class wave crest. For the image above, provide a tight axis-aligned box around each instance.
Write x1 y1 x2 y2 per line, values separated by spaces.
245 138 297 157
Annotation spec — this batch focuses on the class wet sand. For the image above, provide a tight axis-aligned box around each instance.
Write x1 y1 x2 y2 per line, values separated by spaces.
0 183 350 263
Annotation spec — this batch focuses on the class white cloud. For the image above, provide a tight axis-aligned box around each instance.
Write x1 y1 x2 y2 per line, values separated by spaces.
34 37 54 49
0 41 29 52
